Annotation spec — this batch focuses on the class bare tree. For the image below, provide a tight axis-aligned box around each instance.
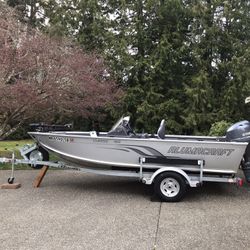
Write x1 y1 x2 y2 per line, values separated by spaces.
0 3 122 139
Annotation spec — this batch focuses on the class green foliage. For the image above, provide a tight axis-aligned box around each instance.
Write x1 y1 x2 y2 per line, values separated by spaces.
5 0 250 136
209 121 232 136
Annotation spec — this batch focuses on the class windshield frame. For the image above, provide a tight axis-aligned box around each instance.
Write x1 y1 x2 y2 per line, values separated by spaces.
110 116 130 131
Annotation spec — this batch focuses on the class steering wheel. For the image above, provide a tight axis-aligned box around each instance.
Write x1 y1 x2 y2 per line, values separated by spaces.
123 121 136 136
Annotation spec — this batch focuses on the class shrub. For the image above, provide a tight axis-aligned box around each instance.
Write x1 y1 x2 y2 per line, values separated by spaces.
209 121 232 136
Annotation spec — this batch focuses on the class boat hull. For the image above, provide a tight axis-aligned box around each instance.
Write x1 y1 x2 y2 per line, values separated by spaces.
29 132 248 174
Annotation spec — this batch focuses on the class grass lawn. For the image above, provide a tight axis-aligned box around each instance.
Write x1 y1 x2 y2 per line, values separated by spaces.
0 140 35 170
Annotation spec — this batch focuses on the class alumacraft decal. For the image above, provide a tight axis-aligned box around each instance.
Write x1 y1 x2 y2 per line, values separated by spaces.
167 146 235 156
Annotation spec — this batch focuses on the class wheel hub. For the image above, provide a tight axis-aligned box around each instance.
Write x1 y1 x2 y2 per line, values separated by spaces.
160 177 180 197
29 150 43 161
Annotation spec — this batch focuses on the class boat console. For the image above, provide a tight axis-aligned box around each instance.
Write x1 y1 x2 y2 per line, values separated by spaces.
106 116 149 138
107 116 136 137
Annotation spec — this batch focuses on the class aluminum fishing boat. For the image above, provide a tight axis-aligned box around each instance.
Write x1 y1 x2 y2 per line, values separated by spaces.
1 116 250 202
28 116 250 176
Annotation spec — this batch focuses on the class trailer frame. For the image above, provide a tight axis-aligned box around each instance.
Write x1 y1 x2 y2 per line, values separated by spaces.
0 144 244 201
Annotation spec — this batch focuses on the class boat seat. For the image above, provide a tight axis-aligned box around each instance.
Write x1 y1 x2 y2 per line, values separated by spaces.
157 119 165 139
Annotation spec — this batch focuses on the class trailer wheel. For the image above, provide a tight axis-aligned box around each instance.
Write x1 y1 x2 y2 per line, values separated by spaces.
154 172 187 202
28 147 49 169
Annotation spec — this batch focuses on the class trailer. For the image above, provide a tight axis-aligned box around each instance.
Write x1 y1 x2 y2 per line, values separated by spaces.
0 143 244 202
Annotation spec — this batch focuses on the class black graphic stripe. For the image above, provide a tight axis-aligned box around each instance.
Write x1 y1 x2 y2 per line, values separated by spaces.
121 144 164 157
124 147 151 156
135 145 164 156
99 147 130 153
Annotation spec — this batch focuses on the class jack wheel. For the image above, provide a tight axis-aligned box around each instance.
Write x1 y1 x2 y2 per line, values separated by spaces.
8 177 14 184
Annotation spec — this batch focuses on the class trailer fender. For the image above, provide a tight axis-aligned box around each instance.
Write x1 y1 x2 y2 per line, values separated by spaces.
143 167 198 187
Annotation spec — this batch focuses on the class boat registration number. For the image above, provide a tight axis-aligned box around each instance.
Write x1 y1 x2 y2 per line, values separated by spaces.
49 136 74 143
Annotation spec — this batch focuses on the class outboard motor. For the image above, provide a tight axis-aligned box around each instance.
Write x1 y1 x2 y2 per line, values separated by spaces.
226 120 250 142
226 120 250 182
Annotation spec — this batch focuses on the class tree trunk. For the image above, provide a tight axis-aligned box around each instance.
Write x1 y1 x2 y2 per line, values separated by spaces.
0 122 21 140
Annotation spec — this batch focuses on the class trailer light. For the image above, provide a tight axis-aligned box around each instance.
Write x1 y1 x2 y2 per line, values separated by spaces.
237 178 243 187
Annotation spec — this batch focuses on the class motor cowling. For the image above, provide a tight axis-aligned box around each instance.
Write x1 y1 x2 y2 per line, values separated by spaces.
226 120 250 142
226 120 250 183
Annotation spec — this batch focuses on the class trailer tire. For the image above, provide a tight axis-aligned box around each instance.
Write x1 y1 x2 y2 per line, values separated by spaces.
27 147 49 169
154 172 187 202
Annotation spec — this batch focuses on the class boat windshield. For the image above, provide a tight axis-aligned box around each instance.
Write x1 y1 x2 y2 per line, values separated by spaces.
110 116 130 131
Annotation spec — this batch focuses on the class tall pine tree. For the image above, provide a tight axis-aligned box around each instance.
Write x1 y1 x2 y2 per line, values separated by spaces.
5 0 250 134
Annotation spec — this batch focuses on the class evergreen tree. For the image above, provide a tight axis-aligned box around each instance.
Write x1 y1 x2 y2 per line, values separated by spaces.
106 0 192 133
185 0 250 134
5 0 250 135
